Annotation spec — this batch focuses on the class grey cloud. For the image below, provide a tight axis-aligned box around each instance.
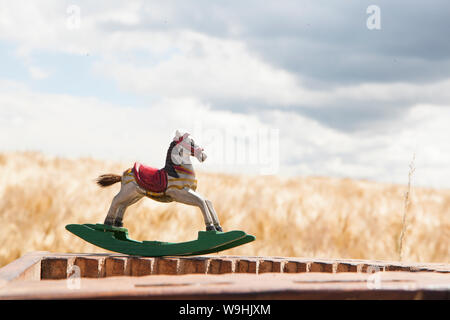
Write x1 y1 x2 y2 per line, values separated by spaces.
100 0 450 85
95 0 450 132
234 0 450 86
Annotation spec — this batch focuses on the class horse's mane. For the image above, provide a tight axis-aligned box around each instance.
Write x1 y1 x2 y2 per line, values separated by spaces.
164 141 180 178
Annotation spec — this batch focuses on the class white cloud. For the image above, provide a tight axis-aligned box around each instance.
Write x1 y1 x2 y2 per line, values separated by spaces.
1 80 449 188
95 31 306 105
28 66 49 79
261 105 450 188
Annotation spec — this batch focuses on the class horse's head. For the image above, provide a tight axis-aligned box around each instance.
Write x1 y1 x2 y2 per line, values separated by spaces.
173 130 207 163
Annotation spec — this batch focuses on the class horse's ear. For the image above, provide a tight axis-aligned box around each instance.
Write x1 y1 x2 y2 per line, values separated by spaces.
174 130 182 141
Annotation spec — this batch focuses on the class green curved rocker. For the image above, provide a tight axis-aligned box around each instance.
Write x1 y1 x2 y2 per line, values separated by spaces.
65 223 255 257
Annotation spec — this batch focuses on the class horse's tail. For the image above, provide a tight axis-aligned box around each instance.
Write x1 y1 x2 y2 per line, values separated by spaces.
96 174 122 187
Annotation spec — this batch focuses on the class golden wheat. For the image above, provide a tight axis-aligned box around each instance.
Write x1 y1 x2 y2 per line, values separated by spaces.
0 151 449 267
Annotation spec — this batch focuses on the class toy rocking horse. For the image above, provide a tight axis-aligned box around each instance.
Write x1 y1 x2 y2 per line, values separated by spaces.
99 130 222 232
66 130 255 257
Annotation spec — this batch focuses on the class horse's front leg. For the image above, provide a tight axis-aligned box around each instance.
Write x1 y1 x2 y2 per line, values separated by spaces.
205 200 223 232
166 187 216 231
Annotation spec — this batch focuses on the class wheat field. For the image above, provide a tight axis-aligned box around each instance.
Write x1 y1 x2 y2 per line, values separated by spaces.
0 151 449 268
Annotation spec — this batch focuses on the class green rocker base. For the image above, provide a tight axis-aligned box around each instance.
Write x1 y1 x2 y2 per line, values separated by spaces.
65 223 255 257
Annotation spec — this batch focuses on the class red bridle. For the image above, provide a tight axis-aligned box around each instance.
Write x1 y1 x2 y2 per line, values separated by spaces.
176 135 196 156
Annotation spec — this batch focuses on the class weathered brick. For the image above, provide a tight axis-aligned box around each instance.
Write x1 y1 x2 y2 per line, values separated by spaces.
297 262 308 272
284 261 297 273
258 260 273 274
357 264 366 273
220 259 234 274
179 258 207 274
272 260 285 273
334 263 349 273
248 260 258 273
359 264 385 273
156 258 178 275
130 258 153 276
284 261 308 273
208 259 221 274
74 257 100 278
308 262 322 272
410 267 431 272
322 263 334 273
347 264 358 272
104 257 127 277
235 259 257 273
309 262 333 272
386 265 411 272
41 258 68 280
236 259 252 273
208 259 234 274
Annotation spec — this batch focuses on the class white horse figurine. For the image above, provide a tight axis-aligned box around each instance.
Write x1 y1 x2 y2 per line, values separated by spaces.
96 130 223 232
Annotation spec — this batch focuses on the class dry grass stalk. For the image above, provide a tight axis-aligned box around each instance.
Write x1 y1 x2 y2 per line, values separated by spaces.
398 153 416 261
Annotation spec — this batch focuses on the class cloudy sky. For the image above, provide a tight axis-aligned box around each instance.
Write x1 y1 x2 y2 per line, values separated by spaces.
1 0 449 188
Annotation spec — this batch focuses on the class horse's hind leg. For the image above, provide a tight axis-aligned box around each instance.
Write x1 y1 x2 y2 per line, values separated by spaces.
104 181 143 227
114 193 142 227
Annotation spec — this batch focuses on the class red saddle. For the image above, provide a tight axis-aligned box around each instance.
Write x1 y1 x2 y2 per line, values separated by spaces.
132 162 168 193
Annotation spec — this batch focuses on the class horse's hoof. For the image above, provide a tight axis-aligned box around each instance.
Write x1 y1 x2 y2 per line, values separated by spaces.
113 220 123 227
206 225 216 231
215 225 223 232
104 218 114 226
